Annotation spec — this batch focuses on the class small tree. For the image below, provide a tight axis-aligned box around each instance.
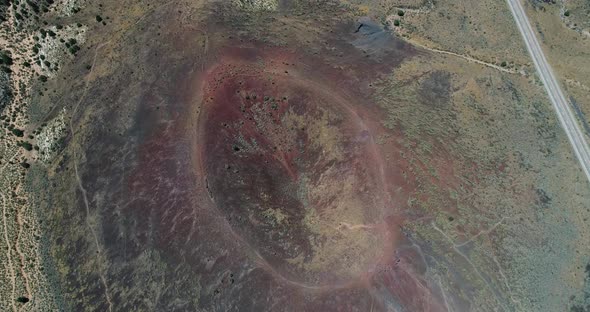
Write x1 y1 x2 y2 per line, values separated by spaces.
16 296 29 303
397 10 405 17
393 19 401 27
11 128 24 137
18 141 33 151
0 50 13 66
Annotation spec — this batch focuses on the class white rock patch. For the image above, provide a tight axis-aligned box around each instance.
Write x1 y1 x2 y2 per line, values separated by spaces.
36 109 67 162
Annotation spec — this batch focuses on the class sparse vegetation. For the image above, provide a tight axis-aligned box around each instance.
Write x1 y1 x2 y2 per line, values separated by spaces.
0 1 87 310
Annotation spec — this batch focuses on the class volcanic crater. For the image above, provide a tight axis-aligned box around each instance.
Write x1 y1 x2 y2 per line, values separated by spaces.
195 47 398 288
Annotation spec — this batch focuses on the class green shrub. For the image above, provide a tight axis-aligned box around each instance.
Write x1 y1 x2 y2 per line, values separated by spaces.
68 45 80 55
0 50 13 66
16 296 29 303
11 128 24 137
18 141 33 151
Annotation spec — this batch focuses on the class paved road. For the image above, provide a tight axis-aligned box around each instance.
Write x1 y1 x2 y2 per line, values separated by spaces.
506 0 590 183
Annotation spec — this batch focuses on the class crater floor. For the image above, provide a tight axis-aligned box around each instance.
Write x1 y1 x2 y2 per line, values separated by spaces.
199 48 394 288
